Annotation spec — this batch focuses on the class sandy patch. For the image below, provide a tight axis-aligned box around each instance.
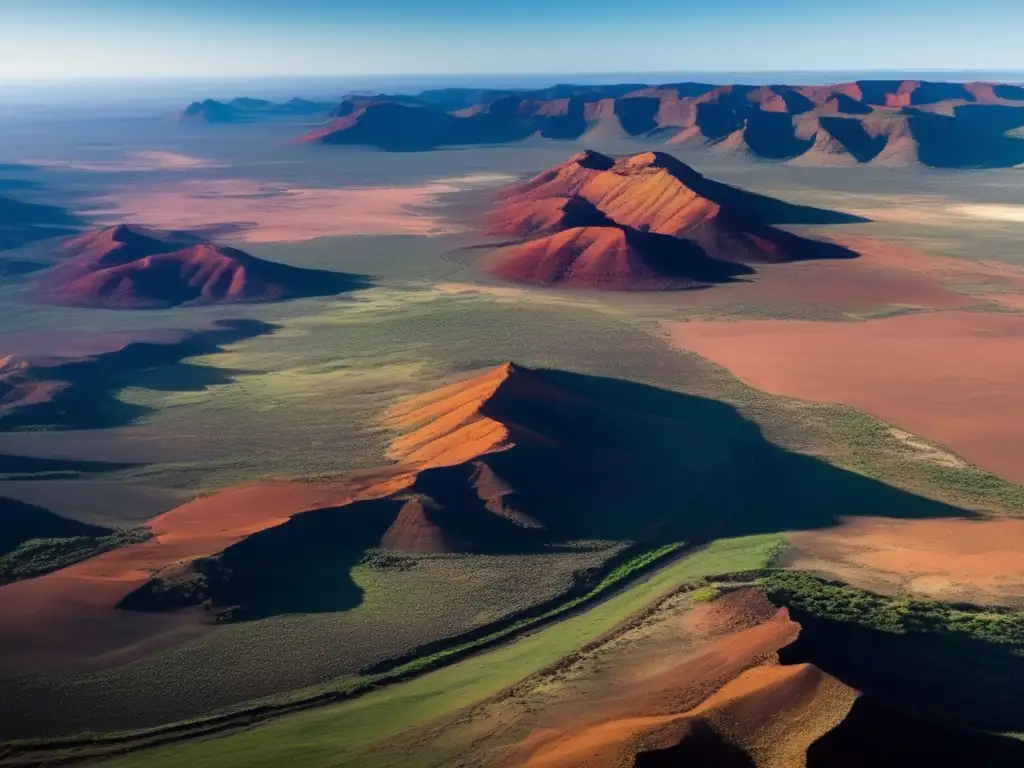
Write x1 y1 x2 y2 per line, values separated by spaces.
788 516 1024 605
838 194 1024 227
949 204 1024 223
432 173 519 185
29 150 226 173
85 178 464 243
887 427 967 469
668 310 1024 482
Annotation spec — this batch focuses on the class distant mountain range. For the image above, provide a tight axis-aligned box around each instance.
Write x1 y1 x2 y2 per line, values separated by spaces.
181 96 334 123
284 80 1024 167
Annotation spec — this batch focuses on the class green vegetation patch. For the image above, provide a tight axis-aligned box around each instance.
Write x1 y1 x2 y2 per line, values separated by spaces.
762 570 1024 645
0 528 151 586
688 585 722 603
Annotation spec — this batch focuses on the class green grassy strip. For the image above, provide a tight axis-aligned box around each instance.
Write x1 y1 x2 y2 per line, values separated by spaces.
102 535 783 768
379 542 684 678
761 570 1024 645
0 529 151 587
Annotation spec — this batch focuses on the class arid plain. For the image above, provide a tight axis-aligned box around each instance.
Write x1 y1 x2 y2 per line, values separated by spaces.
2 81 1024 766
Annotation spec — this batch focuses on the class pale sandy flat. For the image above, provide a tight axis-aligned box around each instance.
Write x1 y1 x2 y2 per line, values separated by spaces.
85 178 464 243
669 310 1024 482
788 516 1024 605
29 150 226 172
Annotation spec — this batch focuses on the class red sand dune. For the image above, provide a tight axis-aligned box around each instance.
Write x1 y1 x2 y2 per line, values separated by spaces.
37 224 356 309
482 150 850 289
0 473 411 674
669 310 1024 483
518 600 856 768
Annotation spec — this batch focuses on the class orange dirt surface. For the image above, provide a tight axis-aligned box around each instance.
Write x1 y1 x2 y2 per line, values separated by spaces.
38 224 358 309
674 235 978 313
788 516 1024 605
384 362 516 467
0 471 411 674
86 178 458 243
668 310 1024 482
831 234 1024 311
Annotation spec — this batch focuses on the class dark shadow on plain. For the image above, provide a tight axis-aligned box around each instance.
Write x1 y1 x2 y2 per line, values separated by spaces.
0 194 82 252
0 452 142 478
0 496 110 555
634 721 756 767
781 608 1024 736
910 112 1024 168
118 497 401 620
807 695 1024 767
0 318 276 432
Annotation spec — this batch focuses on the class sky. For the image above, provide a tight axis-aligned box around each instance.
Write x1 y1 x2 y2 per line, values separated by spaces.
2 0 1023 80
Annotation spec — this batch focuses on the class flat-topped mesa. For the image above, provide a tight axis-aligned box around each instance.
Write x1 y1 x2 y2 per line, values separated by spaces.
37 225 362 310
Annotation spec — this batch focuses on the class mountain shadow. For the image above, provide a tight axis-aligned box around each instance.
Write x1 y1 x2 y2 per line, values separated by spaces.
615 97 662 135
120 365 978 623
743 112 815 159
634 720 756 767
0 194 81 252
818 117 888 162
118 497 402 620
807 695 1024 767
0 452 143 478
1 318 275 432
781 607 1024 741
910 112 1024 168
0 497 110 555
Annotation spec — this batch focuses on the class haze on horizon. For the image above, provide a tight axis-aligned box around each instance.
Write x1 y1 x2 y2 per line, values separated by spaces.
2 0 1023 81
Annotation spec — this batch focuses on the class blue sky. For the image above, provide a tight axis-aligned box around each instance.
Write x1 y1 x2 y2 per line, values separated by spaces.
2 0 1023 79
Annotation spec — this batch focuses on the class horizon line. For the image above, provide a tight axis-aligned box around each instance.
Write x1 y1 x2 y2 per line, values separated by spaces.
4 67 1024 83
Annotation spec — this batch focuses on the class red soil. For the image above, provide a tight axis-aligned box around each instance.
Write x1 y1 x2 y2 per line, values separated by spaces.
788 516 1024 606
669 310 1024 482
379 497 458 553
484 226 718 290
37 224 351 309
0 472 411 674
